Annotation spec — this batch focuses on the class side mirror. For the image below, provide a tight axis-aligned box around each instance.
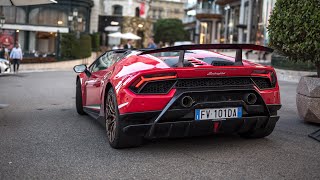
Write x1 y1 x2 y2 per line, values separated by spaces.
73 64 87 73
73 64 91 77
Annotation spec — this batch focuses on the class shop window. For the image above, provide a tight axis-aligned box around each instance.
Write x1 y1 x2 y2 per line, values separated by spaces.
2 7 16 24
36 32 56 55
200 21 212 44
16 7 26 24
112 5 123 16
29 7 67 27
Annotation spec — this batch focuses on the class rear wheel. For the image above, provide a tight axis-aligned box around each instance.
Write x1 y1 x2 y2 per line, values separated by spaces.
239 119 276 138
76 80 86 115
105 88 142 149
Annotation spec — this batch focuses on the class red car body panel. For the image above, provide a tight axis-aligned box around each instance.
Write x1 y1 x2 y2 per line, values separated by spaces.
77 47 281 117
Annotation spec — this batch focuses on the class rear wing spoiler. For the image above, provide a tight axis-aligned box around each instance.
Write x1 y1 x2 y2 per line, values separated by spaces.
138 44 273 66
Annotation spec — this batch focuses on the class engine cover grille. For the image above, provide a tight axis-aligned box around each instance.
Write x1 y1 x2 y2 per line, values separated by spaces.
176 77 253 88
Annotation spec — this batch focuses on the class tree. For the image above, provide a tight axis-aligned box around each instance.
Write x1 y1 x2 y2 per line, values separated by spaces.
268 0 320 77
154 19 189 45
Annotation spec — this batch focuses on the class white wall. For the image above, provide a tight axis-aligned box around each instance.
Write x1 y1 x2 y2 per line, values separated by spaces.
90 0 100 33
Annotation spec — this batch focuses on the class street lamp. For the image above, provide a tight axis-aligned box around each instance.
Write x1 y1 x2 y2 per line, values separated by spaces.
68 8 83 39
0 15 5 29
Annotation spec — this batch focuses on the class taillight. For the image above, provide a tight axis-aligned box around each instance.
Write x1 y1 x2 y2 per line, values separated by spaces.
251 69 269 74
251 69 277 89
135 73 177 88
270 71 277 87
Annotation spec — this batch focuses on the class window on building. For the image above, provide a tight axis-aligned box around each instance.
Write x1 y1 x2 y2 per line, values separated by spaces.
29 7 68 27
2 7 16 24
135 7 140 17
16 7 26 24
159 9 163 19
152 9 157 19
2 7 26 24
112 5 123 16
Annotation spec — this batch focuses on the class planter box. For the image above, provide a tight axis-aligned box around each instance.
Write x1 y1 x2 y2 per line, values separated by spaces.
21 57 56 64
296 76 320 123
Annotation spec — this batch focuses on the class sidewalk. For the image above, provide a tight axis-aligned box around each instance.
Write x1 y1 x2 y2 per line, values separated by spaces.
18 52 97 72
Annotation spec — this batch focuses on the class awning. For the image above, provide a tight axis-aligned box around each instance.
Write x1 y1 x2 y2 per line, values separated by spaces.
2 24 69 33
104 26 120 32
0 0 57 6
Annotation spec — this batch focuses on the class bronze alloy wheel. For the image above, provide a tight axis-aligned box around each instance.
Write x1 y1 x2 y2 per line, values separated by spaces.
106 92 117 143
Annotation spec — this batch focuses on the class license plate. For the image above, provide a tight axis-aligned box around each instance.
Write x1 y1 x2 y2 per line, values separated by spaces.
195 107 242 121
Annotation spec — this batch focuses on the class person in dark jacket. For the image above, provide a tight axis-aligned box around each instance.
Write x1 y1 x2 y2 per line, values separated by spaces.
123 39 134 49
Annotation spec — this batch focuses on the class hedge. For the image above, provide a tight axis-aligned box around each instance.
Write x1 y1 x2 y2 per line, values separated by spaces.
91 33 100 52
61 33 92 60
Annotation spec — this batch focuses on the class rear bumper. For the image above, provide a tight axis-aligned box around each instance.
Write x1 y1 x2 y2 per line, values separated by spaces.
119 87 281 138
123 116 280 138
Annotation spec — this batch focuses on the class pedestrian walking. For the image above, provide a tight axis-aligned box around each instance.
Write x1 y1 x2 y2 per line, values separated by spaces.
10 43 23 73
147 37 157 49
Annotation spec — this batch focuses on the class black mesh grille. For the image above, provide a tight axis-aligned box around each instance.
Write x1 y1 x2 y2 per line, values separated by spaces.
139 80 176 94
130 77 273 94
251 77 272 89
176 78 253 88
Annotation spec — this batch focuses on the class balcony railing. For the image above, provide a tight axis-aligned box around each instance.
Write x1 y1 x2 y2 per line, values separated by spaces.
196 7 222 15
183 16 196 24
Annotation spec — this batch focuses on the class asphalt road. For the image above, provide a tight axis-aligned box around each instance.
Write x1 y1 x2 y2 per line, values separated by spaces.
0 71 319 179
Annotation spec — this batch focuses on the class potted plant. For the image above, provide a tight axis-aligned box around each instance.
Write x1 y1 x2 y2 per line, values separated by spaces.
268 0 320 123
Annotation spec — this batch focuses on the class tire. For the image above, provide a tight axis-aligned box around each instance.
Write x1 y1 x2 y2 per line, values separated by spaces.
76 80 86 115
105 88 142 149
239 119 276 138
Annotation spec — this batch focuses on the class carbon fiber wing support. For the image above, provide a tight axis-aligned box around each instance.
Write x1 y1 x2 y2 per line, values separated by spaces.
138 44 274 67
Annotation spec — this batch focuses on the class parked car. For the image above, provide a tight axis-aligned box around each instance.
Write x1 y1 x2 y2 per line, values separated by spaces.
0 58 11 73
73 44 281 149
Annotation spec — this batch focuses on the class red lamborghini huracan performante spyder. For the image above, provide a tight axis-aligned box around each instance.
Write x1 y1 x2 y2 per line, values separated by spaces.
73 44 281 148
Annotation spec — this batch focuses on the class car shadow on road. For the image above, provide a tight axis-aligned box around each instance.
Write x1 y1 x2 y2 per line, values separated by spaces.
0 73 27 78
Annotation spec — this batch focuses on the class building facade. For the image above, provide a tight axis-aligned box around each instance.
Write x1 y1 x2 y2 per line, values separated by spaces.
0 0 93 56
184 0 277 45
98 0 153 48
183 0 224 44
148 0 185 21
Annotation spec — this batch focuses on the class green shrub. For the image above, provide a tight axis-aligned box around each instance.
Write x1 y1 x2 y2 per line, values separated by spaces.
91 33 100 52
78 34 92 58
61 33 77 59
268 0 320 77
61 33 92 60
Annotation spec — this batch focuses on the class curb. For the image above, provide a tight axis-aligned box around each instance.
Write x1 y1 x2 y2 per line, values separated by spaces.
275 68 317 83
18 53 97 72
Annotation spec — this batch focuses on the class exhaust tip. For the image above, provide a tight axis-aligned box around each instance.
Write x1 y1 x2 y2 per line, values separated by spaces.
181 96 194 108
244 93 257 105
